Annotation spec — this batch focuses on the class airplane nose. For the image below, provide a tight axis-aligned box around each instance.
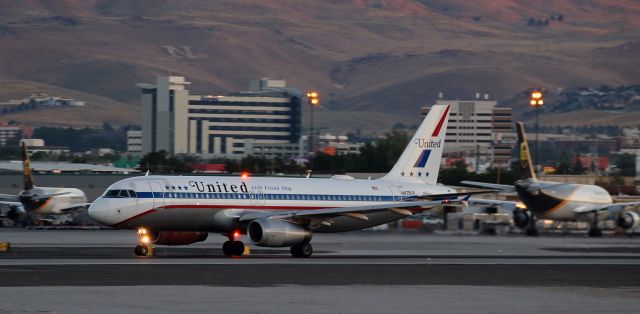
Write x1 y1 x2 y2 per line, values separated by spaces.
88 198 110 224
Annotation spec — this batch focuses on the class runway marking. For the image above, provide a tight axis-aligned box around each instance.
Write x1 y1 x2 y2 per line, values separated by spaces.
2 258 640 266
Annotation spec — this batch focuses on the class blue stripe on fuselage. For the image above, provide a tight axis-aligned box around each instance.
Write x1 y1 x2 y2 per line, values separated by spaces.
107 192 410 202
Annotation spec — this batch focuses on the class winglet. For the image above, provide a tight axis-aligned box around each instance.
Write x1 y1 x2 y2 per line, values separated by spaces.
145 170 150 176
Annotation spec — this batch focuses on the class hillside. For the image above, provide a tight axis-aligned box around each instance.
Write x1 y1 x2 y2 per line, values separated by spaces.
0 0 639 129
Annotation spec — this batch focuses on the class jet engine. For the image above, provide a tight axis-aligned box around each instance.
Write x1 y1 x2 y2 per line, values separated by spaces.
617 211 640 230
151 231 208 245
247 219 312 247
7 205 26 222
512 209 530 229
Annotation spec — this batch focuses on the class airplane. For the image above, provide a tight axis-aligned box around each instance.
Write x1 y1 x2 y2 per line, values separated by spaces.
462 122 640 237
88 104 486 257
0 142 90 223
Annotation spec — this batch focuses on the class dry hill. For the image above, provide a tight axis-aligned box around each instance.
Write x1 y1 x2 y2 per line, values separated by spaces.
0 0 639 129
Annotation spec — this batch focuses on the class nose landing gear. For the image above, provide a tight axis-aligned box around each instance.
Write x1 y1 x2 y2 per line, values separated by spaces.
134 227 154 257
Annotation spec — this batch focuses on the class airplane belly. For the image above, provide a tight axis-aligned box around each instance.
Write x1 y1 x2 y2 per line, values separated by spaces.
118 207 237 232
539 203 576 221
314 211 412 233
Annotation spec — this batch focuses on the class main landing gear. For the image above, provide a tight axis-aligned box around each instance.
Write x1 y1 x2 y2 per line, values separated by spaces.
134 227 153 257
290 243 313 258
588 212 603 237
525 214 539 237
222 231 245 257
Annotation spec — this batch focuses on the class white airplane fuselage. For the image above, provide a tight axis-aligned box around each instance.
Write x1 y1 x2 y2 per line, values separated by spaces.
516 180 612 221
20 187 88 215
89 175 455 233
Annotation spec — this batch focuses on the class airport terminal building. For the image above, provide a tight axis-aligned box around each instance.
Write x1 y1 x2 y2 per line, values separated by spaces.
139 76 302 158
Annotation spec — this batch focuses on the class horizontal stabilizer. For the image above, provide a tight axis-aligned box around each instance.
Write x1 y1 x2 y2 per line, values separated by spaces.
460 181 515 193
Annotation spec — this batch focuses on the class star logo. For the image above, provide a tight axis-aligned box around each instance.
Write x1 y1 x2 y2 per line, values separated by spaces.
409 172 414 177
418 172 422 177
401 172 405 177
171 185 176 190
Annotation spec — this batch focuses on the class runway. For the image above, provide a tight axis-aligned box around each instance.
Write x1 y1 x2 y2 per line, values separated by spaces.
1 229 640 313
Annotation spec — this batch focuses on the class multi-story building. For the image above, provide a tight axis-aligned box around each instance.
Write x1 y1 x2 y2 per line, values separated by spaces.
126 130 143 156
422 96 515 169
139 76 302 158
0 122 33 146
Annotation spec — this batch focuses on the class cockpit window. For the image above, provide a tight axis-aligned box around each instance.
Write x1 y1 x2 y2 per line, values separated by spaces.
105 190 119 197
104 189 137 198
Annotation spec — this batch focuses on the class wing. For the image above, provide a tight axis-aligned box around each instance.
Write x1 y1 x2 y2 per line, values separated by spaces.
32 192 71 201
573 201 640 215
416 190 499 201
239 199 448 222
460 181 515 193
466 197 522 211
0 193 20 203
57 203 92 212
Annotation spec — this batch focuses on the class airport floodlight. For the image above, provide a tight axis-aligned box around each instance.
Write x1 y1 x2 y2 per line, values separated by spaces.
530 90 543 100
307 91 319 106
529 90 543 107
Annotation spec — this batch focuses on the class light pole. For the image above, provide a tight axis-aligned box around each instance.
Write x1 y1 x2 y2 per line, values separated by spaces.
529 90 543 169
306 91 319 153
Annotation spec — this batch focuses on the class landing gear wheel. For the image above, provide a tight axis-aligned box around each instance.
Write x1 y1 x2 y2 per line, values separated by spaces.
525 214 538 236
291 243 313 258
232 241 245 256
134 245 150 256
222 241 233 256
223 241 245 256
589 212 602 237
588 228 602 237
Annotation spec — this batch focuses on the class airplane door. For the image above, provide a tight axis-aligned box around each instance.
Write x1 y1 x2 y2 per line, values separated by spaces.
389 185 404 203
148 182 165 209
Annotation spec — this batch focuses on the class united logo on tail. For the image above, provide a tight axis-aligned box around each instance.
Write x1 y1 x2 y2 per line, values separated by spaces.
382 104 450 184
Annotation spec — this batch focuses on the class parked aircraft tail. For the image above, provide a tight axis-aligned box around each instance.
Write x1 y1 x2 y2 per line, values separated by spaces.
516 122 537 181
22 142 35 190
381 104 450 185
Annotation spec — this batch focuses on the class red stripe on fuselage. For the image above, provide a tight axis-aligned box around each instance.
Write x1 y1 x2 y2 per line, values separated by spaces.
431 105 450 137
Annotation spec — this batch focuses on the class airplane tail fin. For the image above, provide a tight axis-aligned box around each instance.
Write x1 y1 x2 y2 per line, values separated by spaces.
381 104 450 185
21 142 34 190
516 122 537 181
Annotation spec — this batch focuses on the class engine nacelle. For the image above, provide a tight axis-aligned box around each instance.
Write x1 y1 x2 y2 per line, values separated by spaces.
151 231 208 245
7 205 26 222
617 211 640 230
248 219 312 247
512 210 530 229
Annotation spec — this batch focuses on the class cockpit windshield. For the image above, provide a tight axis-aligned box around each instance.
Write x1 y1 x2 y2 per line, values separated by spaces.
104 189 137 198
